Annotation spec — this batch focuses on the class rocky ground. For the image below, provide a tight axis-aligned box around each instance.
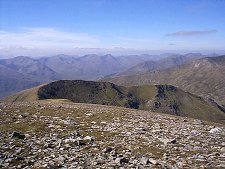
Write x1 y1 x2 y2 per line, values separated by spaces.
0 102 224 168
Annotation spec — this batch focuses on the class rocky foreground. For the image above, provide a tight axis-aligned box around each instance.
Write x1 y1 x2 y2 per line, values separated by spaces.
0 102 224 168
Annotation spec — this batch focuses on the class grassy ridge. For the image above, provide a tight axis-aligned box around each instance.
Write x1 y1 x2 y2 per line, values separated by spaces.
3 80 225 124
38 80 134 108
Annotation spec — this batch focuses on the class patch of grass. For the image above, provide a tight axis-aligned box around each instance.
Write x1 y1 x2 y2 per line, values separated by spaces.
133 144 163 159
40 99 73 103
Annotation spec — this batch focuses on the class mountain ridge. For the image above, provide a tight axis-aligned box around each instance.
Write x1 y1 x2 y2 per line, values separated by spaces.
116 53 204 76
4 80 225 124
103 55 225 107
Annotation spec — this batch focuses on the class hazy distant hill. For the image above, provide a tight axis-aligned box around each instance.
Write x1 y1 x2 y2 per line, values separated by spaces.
4 80 225 124
39 54 122 80
0 64 40 98
39 54 160 80
0 56 60 98
117 53 204 76
103 55 225 106
0 56 59 82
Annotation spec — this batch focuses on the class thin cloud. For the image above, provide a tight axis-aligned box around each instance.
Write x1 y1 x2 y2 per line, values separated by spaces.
0 27 100 48
117 36 152 43
166 29 217 36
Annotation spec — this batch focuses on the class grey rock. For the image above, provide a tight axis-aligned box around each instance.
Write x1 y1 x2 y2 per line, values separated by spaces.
57 155 65 164
15 148 22 154
115 158 121 164
1 163 9 167
209 127 222 134
140 157 149 165
158 138 176 145
149 158 157 165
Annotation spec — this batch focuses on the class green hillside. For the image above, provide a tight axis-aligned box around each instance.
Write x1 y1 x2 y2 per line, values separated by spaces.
3 80 225 124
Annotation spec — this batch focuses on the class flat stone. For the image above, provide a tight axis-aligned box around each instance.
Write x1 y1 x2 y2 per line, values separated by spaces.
140 157 149 165
149 158 157 165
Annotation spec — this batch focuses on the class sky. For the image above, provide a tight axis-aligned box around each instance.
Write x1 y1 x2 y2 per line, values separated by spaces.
0 0 225 57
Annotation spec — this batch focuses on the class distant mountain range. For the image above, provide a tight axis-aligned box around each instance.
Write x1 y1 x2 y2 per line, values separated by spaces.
0 53 215 98
0 64 40 98
103 55 225 107
38 54 156 80
116 53 205 76
0 54 156 98
4 80 225 124
0 56 60 82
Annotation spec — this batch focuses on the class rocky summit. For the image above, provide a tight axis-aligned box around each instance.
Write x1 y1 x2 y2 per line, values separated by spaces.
0 102 224 168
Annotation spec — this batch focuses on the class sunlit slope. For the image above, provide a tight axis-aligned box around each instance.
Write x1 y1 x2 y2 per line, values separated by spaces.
104 55 225 106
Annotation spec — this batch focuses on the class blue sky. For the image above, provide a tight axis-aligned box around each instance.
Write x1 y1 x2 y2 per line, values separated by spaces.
0 0 225 56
